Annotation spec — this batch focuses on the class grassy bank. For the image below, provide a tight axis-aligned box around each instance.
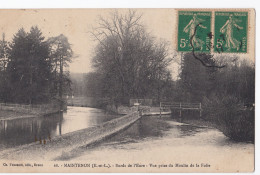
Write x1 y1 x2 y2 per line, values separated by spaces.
0 110 35 120
0 102 62 120
216 109 254 143
202 96 254 143
175 105 254 143
180 118 217 129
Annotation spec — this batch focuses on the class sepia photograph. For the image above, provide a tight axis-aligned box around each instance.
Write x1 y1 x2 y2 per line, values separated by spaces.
0 8 255 173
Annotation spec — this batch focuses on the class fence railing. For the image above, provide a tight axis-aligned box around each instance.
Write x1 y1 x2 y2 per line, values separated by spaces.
160 102 202 117
129 99 153 106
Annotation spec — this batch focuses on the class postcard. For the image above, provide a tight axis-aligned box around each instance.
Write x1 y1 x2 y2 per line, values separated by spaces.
0 8 255 173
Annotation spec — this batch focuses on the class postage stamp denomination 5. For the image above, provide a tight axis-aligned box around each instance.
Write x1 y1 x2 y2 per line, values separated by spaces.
178 11 211 53
214 11 248 53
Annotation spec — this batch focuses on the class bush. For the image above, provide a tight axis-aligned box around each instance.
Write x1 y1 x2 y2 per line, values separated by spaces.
219 109 254 142
202 95 254 143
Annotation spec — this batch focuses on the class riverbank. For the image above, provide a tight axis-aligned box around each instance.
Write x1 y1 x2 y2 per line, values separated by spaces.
0 110 35 121
179 111 254 143
0 103 62 121
181 118 218 129
0 109 61 121
0 111 141 160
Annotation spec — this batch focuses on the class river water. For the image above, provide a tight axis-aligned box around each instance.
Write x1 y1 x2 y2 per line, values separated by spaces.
0 107 254 171
0 106 118 150
66 115 254 171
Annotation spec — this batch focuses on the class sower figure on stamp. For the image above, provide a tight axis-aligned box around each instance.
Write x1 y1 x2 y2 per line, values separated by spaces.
183 14 207 51
220 14 243 51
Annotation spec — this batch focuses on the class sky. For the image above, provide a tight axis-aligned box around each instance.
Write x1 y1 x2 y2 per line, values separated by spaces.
0 9 255 79
0 9 177 75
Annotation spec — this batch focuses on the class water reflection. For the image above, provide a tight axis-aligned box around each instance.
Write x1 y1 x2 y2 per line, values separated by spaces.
177 124 204 137
103 116 173 146
0 106 118 150
100 116 216 148
72 115 254 166
0 112 63 149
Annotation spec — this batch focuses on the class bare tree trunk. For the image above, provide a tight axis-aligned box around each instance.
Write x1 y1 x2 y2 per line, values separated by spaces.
59 56 63 110
29 56 33 105
157 72 161 103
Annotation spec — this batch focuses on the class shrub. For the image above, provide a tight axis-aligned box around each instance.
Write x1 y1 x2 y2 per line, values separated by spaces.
202 95 254 142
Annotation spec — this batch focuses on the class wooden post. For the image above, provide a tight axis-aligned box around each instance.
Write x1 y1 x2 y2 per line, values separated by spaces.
159 102 162 118
179 102 182 118
59 111 62 135
3 120 6 135
59 54 64 111
199 103 202 117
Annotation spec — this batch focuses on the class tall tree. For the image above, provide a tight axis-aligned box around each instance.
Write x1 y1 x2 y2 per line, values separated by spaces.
0 33 10 102
48 34 73 105
91 10 172 105
0 33 9 72
7 27 50 104
179 53 217 102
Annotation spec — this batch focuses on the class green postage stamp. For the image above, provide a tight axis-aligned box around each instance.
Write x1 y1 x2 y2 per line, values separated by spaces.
177 10 248 53
178 11 211 53
214 11 248 53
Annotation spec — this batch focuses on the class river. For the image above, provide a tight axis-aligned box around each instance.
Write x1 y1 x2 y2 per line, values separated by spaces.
61 115 254 172
0 106 119 150
0 107 254 171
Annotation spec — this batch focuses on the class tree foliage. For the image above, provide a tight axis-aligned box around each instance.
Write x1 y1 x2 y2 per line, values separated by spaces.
176 53 255 142
47 34 73 98
90 10 173 104
175 53 254 105
0 33 10 102
7 27 51 104
177 53 217 102
0 27 73 104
